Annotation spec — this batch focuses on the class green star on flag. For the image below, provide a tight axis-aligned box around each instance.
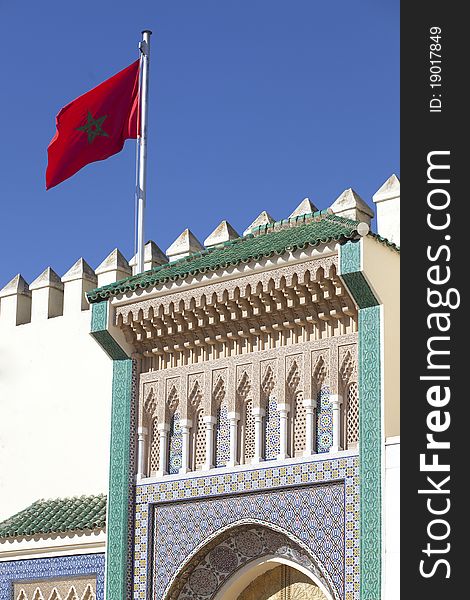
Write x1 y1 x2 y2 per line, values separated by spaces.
76 111 109 144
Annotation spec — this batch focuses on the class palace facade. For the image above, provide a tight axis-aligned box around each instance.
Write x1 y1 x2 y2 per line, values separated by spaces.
0 175 400 600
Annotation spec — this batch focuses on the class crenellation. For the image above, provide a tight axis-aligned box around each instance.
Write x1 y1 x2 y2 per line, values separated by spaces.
95 248 132 286
243 210 276 235
0 188 382 330
330 187 374 224
289 197 319 218
30 267 64 321
204 220 239 248
166 228 204 261
0 274 32 326
373 173 400 246
129 240 168 275
61 258 97 313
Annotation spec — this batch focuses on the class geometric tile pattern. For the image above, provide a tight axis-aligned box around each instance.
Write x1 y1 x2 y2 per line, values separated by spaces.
346 382 359 446
175 524 334 599
358 306 381 600
215 403 230 468
133 454 359 600
242 400 256 462
91 301 134 600
107 357 133 600
264 397 280 460
293 392 307 455
126 359 139 600
0 554 105 600
316 386 333 453
194 410 206 470
340 240 383 600
149 418 161 473
154 484 343 599
168 412 182 475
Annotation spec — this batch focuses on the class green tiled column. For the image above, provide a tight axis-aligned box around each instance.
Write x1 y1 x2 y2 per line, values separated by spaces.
91 301 132 600
340 241 382 600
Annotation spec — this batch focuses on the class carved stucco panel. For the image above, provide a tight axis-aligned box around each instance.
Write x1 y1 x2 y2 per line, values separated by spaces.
188 372 204 418
338 343 358 394
138 334 357 424
285 353 304 403
211 368 228 412
226 362 237 413
260 358 278 409
235 363 253 413
142 381 157 426
166 377 181 419
115 256 339 323
311 349 330 397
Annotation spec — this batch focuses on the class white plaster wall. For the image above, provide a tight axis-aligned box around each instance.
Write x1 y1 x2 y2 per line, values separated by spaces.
0 309 112 521
384 436 400 600
361 236 400 438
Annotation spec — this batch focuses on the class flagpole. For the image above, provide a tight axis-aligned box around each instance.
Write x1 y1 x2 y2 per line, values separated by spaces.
137 30 152 274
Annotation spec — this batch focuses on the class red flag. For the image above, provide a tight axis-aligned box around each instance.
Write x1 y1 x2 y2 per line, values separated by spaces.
46 60 140 190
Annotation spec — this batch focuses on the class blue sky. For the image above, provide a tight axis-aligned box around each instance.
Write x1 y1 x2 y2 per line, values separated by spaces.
0 0 399 287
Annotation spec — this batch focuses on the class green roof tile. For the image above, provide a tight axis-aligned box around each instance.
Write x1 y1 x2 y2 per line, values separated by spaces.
87 213 371 302
0 494 106 539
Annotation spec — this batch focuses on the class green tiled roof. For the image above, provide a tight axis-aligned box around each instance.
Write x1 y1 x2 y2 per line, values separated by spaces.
87 212 367 302
0 495 106 539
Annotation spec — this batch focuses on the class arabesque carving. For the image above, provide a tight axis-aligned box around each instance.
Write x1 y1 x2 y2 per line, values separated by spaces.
114 256 357 367
137 335 357 476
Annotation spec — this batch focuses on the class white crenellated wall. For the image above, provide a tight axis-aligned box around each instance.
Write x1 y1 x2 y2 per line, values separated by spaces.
0 251 131 521
0 240 172 521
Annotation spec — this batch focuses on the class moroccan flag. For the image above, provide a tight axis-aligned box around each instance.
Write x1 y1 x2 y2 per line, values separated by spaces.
46 60 140 190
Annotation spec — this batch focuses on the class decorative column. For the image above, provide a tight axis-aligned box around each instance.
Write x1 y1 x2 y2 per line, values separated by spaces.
157 423 170 476
277 403 290 460
90 300 134 600
136 426 148 479
253 407 265 463
179 419 192 474
203 415 217 470
330 394 343 452
227 411 240 467
303 398 317 456
339 238 385 599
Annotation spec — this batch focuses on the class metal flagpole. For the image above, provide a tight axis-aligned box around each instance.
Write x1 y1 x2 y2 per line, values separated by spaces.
136 30 152 274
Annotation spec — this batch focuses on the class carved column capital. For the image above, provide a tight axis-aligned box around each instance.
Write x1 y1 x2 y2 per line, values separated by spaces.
203 415 217 425
330 394 343 409
302 398 317 410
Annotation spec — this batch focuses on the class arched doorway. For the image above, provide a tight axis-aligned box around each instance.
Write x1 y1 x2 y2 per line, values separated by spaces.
165 524 336 600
